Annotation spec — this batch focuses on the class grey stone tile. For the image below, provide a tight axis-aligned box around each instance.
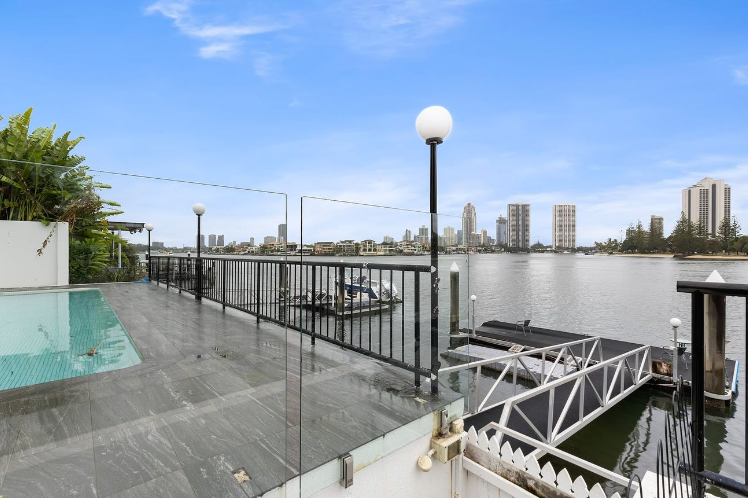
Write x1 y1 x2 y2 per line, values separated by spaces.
0 439 96 498
162 409 247 467
137 362 192 385
216 392 287 444
89 376 147 401
145 377 212 413
109 469 196 498
193 369 254 401
182 435 286 498
93 420 182 497
91 390 157 435
0 398 27 458
14 399 92 456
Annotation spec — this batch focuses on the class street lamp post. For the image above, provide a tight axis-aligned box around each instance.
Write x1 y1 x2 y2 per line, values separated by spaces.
416 105 453 395
145 223 154 281
193 203 206 300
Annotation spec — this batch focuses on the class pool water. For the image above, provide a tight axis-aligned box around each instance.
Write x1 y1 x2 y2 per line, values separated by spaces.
0 288 142 390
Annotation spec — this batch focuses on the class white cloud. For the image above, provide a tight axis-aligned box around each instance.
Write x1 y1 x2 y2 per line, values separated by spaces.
732 65 748 85
145 0 285 60
335 0 474 56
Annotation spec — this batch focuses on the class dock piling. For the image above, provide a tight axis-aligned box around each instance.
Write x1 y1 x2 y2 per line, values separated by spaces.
704 271 727 403
450 262 460 335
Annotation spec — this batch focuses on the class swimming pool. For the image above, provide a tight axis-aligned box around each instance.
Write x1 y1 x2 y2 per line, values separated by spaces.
0 288 142 390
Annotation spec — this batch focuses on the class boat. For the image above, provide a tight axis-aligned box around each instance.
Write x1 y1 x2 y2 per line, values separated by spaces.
342 274 401 303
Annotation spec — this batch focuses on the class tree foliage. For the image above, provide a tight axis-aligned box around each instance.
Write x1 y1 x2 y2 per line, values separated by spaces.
0 108 134 282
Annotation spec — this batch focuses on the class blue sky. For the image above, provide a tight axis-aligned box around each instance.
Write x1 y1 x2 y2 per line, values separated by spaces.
1 0 746 247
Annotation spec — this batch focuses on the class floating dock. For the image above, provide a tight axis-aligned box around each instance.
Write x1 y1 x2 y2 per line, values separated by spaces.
469 320 738 397
460 320 739 456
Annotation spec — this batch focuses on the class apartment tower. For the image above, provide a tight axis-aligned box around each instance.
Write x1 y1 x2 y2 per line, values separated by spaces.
462 203 477 245
495 215 507 245
552 203 576 250
681 177 731 236
443 226 456 246
650 215 664 236
507 203 531 249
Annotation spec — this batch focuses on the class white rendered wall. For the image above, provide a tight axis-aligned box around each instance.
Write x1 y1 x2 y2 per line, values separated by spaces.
0 221 69 288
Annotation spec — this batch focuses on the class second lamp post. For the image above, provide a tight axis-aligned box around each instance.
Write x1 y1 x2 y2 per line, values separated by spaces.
193 203 206 300
416 105 452 395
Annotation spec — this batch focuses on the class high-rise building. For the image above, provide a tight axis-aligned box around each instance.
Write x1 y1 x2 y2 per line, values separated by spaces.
462 203 477 243
278 223 287 243
416 225 429 244
383 235 394 244
264 235 277 244
650 215 664 236
403 229 412 242
249 237 255 246
457 229 463 245
217 234 224 247
495 215 507 245
208 234 217 247
552 203 576 250
480 229 488 246
443 226 456 246
681 177 731 236
507 203 531 249
198 234 206 248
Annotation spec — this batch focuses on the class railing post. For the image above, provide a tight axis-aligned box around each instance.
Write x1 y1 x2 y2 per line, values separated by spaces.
691 291 705 493
166 257 170 290
178 258 182 293
414 272 421 390
222 260 227 310
156 257 160 285
337 266 345 314
311 265 317 346
255 261 260 324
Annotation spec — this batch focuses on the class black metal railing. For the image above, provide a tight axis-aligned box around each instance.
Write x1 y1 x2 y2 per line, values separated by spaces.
670 280 748 498
150 256 439 392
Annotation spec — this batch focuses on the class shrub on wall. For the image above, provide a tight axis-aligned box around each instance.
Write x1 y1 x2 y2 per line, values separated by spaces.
1 108 138 283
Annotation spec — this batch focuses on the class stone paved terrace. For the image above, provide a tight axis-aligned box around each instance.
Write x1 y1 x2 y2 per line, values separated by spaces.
0 283 459 498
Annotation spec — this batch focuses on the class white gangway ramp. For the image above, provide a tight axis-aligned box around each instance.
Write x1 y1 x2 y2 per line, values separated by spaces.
441 337 652 457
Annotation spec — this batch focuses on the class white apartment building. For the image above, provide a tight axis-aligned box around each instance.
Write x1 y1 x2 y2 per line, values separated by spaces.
507 203 531 249
443 226 456 246
552 203 576 250
681 177 731 236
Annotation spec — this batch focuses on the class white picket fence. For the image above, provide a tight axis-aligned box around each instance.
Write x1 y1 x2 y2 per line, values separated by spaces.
463 426 628 498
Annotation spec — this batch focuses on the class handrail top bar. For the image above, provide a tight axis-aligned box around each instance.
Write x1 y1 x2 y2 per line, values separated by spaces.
150 255 431 272
438 336 600 374
677 280 748 297
498 345 651 405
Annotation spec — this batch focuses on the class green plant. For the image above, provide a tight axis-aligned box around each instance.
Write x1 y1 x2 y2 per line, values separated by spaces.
1 108 133 283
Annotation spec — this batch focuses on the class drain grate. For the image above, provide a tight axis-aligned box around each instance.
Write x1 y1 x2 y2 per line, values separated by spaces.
232 468 251 484
211 346 247 360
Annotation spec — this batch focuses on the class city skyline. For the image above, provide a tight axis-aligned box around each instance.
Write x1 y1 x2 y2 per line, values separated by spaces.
155 174 738 248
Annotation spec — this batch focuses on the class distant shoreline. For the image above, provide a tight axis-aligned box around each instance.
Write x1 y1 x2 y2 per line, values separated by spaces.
606 253 747 261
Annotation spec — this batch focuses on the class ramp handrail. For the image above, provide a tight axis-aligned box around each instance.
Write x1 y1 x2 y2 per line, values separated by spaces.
440 336 603 414
488 344 652 455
